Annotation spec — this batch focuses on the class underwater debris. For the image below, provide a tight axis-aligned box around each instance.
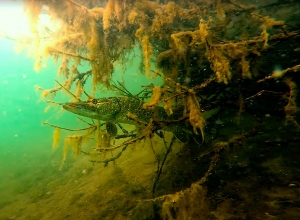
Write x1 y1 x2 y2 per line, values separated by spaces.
186 90 205 141
52 127 61 150
284 78 300 129
143 86 162 109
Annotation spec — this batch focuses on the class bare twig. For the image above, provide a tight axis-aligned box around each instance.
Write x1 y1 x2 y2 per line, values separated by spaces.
152 135 176 197
245 90 286 100
54 79 81 101
43 122 96 131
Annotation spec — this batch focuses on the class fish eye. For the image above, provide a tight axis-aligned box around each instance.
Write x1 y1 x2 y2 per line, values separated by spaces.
91 99 98 104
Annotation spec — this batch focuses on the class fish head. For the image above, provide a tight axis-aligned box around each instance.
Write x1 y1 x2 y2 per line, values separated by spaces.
63 97 121 121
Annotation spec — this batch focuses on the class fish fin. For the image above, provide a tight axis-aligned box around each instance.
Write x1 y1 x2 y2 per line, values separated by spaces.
106 121 118 137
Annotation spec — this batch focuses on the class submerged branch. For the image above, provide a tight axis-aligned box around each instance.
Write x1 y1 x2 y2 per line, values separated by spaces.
90 145 128 167
47 47 90 61
152 135 176 197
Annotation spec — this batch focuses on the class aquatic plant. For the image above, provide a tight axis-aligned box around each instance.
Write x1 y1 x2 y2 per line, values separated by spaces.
20 0 300 219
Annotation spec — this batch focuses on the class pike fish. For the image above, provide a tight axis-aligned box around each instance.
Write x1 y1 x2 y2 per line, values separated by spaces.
62 97 218 142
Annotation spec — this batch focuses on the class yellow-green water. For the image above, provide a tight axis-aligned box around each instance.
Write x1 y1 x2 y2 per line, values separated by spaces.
1 1 300 219
0 38 166 219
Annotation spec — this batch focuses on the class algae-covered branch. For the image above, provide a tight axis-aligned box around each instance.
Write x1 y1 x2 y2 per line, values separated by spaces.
23 0 300 219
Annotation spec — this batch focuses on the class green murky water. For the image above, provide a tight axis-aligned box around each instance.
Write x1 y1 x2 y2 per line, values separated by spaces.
1 1 300 220
0 37 164 220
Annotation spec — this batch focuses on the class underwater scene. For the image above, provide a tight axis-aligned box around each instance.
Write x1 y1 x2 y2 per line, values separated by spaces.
0 0 300 219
